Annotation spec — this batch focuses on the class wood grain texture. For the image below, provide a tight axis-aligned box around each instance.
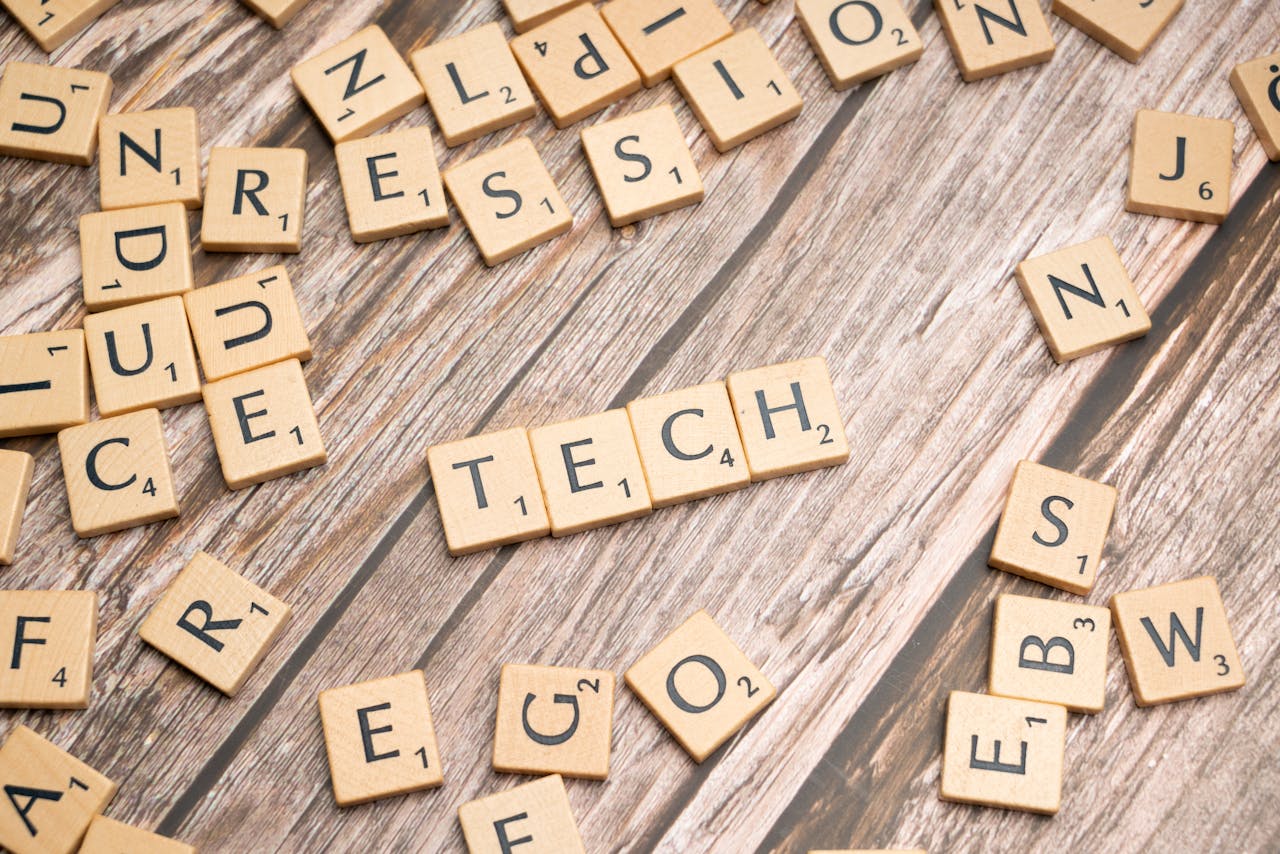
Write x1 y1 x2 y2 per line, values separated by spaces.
1 0 1277 852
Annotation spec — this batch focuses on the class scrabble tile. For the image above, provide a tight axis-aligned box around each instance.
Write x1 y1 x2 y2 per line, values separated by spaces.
334 126 449 242
672 28 803 153
0 330 89 438
201 359 326 489
725 357 849 482
988 593 1110 713
527 409 652 537
1052 0 1181 63
600 0 733 87
318 670 444 806
988 460 1116 594
57 409 179 538
83 296 201 416
1 0 120 52
442 136 572 266
0 62 111 165
580 104 704 227
1111 576 1245 707
79 202 194 311
1126 109 1233 224
97 107 201 210
940 691 1065 814
0 590 96 709
183 265 312 382
624 610 775 762
810 851 926 853
410 23 538 147
290 25 425 143
1014 235 1151 363
426 427 551 555
796 0 924 90
201 147 307 253
240 0 311 28
934 0 1055 82
493 664 615 779
0 450 34 565
138 551 291 696
458 775 584 854
626 380 749 507
1230 52 1280 162
0 726 115 854
510 4 642 128
503 0 588 34
79 816 196 854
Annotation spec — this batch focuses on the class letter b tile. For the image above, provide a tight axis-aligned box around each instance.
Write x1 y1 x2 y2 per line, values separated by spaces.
988 593 1110 713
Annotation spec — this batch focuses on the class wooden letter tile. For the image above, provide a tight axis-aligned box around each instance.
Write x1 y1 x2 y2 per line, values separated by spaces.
442 136 572 266
503 0 586 33
58 409 179 538
1111 576 1245 706
84 296 201 416
988 460 1116 594
493 664 615 779
0 726 115 854
600 0 733 87
290 25 425 143
240 0 311 28
319 670 444 806
934 0 1055 82
0 450 34 565
1 0 120 52
988 593 1110 713
1232 52 1280 161
796 0 924 89
79 816 195 854
201 147 307 253
940 691 1065 814
410 23 538 147
97 107 201 210
0 590 96 709
458 774 584 854
580 104 704 227
79 202 194 311
202 359 326 489
0 330 89 438
528 408 652 537
510 4 642 128
624 610 775 762
1127 109 1232 223
1014 235 1151 363
726 357 849 481
426 427 551 555
138 551 291 696
809 850 926 853
183 265 312 382
0 62 111 165
1052 0 1181 63
335 126 449 242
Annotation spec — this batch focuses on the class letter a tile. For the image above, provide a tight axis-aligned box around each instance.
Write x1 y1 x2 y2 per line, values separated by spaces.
0 62 112 165
493 664 615 779
0 330 90 438
80 202 195 311
202 147 308 253
79 816 195 854
1126 110 1232 223
934 0 1055 82
0 450 34 564
0 590 97 709
0 726 116 854
988 593 1110 713
458 775 585 854
797 0 923 89
1231 52 1280 161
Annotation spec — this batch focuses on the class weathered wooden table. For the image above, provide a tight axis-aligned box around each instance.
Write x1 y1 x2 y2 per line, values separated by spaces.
2 1 1277 851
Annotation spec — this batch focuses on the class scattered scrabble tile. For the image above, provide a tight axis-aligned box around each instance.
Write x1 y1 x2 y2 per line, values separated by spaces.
503 0 588 34
0 590 96 709
138 551 291 696
580 104 704 227
810 851 926 853
796 0 924 89
624 610 775 762
0 330 89 438
202 359 326 489
988 593 1110 713
725 357 849 481
240 0 311 28
97 107 201 210
426 427 551 555
334 126 449 242
493 664 615 779
80 202 194 311
626 380 749 507
290 25 425 143
0 726 116 854
1014 235 1151 363
79 815 196 854
458 774 584 854
1 0 120 52
201 147 308 253
409 23 538 147
1126 109 1232 224
1230 52 1280 162
600 0 734 87
940 691 1066 814
83 296 202 416
442 136 572 266
934 0 1055 82
528 408 652 536
1111 576 1245 706
0 62 112 165
0 450 34 565
510 4 642 128
183 265 312 382
1052 0 1181 63
57 409 179 538
318 670 444 806
672 28 803 153
988 460 1116 595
